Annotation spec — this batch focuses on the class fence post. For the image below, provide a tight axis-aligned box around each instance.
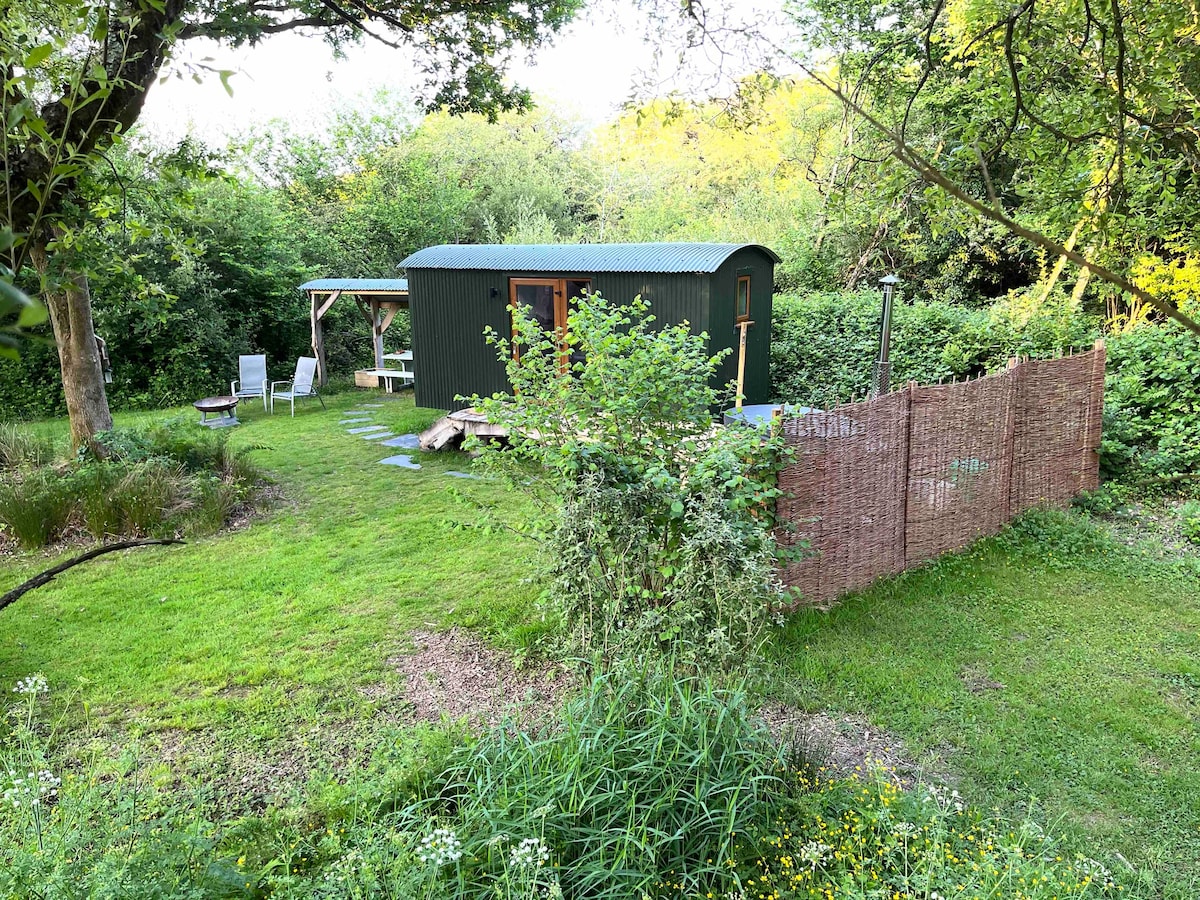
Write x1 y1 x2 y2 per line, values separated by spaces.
1081 339 1106 492
899 381 916 570
999 357 1022 521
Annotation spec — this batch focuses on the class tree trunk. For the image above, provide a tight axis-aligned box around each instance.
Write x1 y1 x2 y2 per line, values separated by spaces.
30 242 112 451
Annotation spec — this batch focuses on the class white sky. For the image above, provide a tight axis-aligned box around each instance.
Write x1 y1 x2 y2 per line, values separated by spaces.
139 0 794 145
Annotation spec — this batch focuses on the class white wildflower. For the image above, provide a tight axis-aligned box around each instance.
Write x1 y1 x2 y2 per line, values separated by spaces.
510 837 551 869
797 840 832 869
12 675 48 696
2 769 59 809
417 827 462 867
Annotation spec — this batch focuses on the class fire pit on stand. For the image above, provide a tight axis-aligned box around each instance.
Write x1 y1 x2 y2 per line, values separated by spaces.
193 395 239 428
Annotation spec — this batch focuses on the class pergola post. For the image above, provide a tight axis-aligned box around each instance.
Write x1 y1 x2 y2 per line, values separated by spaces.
310 289 341 387
372 301 385 370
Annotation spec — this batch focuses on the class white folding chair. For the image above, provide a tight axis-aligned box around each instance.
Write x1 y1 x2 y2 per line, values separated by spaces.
271 357 326 416
231 354 268 409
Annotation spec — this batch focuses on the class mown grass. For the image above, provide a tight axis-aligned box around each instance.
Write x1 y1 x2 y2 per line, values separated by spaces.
5 397 1200 895
769 513 1200 898
0 394 545 743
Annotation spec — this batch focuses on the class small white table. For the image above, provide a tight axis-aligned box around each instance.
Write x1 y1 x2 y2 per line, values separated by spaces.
377 351 414 392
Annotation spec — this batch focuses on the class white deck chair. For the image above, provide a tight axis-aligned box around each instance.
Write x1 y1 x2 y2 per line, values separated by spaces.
271 357 326 416
231 354 268 409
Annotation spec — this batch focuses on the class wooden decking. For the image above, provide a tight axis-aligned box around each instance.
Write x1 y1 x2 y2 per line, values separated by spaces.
418 408 510 451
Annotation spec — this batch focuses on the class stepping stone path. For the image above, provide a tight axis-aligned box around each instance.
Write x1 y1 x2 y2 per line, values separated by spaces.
380 454 421 469
362 404 384 408
445 471 479 479
334 410 431 472
380 434 421 449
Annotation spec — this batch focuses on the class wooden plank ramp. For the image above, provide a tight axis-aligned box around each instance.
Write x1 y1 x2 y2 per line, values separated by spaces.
419 408 510 451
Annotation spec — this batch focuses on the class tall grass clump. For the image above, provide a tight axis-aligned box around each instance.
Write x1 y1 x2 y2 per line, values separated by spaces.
0 424 54 470
411 667 783 898
0 421 263 551
0 469 74 549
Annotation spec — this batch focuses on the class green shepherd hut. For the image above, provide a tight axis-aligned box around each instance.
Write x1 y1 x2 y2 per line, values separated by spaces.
398 243 779 411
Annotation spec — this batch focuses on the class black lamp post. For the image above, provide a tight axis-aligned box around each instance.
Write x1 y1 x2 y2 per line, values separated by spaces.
871 274 901 397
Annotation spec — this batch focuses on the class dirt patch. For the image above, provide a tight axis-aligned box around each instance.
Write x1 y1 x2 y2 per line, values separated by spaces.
960 662 1005 695
387 629 572 730
758 704 925 787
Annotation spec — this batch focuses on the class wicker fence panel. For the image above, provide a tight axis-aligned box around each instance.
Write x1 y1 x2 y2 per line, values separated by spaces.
775 341 1105 607
1010 350 1106 515
777 391 909 608
904 373 1015 565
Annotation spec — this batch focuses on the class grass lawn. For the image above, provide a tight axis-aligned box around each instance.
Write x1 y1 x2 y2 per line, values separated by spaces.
770 520 1200 898
1 393 543 747
4 397 1200 896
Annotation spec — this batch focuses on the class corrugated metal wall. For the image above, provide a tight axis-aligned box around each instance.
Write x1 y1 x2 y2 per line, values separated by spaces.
409 260 772 410
409 269 511 411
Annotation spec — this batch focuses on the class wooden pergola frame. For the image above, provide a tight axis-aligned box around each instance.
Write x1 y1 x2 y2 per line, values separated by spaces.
304 283 409 386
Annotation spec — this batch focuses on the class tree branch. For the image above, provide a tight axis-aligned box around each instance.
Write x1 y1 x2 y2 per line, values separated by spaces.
0 539 185 613
798 65 1200 337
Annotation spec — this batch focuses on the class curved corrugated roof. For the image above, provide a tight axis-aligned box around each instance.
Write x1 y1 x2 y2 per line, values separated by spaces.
299 278 408 292
397 243 780 274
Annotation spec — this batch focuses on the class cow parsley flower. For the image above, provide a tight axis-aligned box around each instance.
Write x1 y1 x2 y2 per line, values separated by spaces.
417 827 462 867
12 675 48 696
510 837 551 868
2 770 59 809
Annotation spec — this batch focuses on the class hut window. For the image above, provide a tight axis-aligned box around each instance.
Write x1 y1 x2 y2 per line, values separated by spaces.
736 275 751 321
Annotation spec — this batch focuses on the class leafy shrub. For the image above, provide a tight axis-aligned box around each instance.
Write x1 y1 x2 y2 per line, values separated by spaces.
0 469 74 549
413 668 784 899
468 293 788 670
1103 323 1200 483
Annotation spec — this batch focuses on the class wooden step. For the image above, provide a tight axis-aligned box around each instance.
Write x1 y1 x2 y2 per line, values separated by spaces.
418 408 511 451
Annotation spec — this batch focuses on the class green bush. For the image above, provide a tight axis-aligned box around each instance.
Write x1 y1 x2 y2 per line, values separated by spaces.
1103 323 1200 483
468 293 788 671
0 469 74 549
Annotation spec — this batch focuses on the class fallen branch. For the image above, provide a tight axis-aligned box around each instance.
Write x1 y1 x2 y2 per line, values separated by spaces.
0 540 184 613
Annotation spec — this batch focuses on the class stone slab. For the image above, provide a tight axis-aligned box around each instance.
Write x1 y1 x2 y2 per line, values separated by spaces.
445 471 479 479
380 454 422 470
361 432 395 441
340 418 372 424
380 434 421 449
347 425 388 434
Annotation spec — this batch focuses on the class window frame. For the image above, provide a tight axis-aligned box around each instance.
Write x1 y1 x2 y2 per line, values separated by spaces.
736 274 752 322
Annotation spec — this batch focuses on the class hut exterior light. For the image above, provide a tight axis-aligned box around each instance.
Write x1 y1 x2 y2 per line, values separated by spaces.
871 274 901 397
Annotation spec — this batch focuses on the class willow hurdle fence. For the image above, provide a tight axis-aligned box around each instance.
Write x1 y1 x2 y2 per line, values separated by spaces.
775 340 1106 608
